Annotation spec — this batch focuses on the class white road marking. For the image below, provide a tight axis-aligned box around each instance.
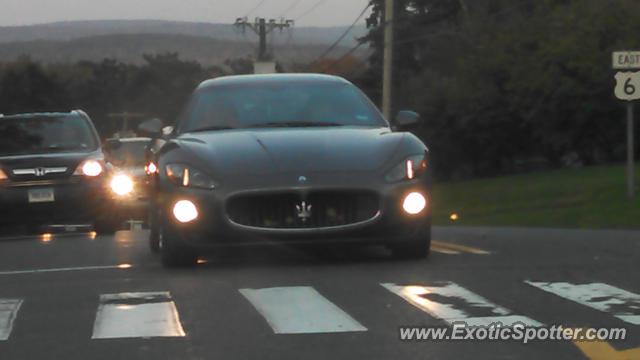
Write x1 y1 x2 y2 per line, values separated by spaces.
0 264 132 276
382 282 542 327
239 286 367 334
92 292 186 339
526 281 640 325
0 299 23 341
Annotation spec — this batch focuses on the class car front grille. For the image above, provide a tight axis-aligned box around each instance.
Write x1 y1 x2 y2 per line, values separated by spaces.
227 190 380 229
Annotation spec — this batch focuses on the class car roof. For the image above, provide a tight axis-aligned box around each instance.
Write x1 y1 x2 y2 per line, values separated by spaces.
0 110 85 120
110 137 152 143
196 73 351 91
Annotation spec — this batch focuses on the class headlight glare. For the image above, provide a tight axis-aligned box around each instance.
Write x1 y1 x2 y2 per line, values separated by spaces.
165 163 215 189
74 160 103 177
110 174 134 196
173 200 199 223
403 192 427 215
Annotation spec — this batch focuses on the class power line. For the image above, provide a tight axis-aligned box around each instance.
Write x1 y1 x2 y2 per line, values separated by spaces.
295 0 329 21
245 0 268 18
312 3 371 63
280 0 303 17
322 41 366 73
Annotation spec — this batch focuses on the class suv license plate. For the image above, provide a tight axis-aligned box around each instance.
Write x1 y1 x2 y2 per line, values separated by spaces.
28 188 55 203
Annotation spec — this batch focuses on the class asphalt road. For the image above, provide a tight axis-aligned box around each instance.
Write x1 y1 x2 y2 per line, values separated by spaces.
0 226 638 360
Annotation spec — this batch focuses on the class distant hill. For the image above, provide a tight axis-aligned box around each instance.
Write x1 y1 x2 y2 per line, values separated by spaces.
0 20 370 66
0 33 367 66
0 20 368 47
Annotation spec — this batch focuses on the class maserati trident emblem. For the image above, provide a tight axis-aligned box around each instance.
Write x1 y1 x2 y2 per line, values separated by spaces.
295 201 312 222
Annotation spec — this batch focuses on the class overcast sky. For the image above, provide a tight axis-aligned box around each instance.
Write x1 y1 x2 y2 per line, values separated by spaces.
0 0 372 27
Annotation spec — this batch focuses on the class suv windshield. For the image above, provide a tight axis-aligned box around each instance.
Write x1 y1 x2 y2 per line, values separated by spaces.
0 115 98 156
179 82 386 133
108 140 150 166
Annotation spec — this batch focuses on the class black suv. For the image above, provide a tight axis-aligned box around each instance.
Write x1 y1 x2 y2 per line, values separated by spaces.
0 111 117 234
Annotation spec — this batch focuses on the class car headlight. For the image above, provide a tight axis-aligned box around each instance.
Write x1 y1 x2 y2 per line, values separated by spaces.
73 160 104 177
385 154 427 183
110 174 134 196
165 163 216 189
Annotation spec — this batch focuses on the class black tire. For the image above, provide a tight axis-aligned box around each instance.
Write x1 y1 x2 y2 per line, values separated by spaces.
94 216 120 235
391 222 431 260
149 225 160 253
160 221 197 268
148 209 160 253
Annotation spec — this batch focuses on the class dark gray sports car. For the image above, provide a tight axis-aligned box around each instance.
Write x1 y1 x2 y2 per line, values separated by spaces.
141 74 432 267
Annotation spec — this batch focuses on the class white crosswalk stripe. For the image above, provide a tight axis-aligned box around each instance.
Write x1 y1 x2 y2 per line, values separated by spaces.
526 281 640 326
382 282 542 327
0 299 22 341
5 280 639 341
92 292 186 339
239 286 367 334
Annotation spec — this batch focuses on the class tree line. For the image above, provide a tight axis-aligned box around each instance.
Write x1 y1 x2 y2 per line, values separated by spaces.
359 0 640 179
0 54 240 137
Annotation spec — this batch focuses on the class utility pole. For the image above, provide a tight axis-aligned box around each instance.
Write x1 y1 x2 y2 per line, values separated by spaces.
108 112 146 138
382 0 394 120
627 102 635 198
235 17 294 61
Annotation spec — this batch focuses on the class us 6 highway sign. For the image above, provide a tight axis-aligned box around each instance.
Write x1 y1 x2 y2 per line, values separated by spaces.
614 71 640 101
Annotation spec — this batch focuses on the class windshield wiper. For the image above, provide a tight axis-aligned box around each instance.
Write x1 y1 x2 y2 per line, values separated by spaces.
255 121 345 128
189 125 235 133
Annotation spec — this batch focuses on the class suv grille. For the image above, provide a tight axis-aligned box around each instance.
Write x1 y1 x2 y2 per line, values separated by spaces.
227 190 379 229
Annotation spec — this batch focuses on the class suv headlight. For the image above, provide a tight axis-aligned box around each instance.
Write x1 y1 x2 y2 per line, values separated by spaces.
385 154 427 183
73 159 104 177
165 163 216 190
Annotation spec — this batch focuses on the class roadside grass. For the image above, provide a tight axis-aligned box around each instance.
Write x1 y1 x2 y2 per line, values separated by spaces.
431 164 640 229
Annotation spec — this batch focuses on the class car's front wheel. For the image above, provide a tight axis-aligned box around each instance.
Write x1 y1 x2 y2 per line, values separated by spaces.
148 209 160 253
94 215 120 235
160 221 198 268
391 222 431 259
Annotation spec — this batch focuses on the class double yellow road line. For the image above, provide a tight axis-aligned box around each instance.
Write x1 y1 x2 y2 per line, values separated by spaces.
431 240 490 255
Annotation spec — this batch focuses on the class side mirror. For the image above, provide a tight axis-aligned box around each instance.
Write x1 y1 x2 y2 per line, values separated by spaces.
137 118 164 138
394 110 420 129
105 138 122 151
162 126 174 137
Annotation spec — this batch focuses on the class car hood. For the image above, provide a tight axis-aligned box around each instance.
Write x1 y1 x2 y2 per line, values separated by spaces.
176 127 404 175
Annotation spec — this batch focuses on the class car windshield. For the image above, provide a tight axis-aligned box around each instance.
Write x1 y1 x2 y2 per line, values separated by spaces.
0 115 98 156
179 82 386 133
108 141 149 166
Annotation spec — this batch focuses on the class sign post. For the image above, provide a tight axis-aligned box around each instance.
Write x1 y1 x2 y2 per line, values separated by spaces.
628 102 635 198
613 51 639 199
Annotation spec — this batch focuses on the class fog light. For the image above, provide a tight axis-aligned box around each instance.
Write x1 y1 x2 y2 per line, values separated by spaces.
110 174 134 196
403 192 427 215
173 200 198 223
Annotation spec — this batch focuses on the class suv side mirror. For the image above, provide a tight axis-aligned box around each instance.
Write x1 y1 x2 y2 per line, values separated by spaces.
394 111 421 129
162 126 174 137
138 118 164 138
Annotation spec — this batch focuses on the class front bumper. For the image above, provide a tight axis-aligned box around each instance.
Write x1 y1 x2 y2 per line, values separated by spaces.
158 179 431 248
0 178 110 226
